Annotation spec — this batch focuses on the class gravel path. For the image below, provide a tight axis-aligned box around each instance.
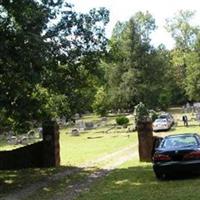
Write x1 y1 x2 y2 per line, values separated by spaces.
0 144 138 200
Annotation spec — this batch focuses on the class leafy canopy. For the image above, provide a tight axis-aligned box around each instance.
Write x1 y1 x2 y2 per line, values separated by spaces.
0 0 109 132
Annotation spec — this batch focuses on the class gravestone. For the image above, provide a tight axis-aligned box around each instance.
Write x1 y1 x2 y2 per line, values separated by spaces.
85 121 94 130
7 136 17 145
74 113 80 120
57 116 67 127
196 112 200 123
27 130 35 139
101 117 107 126
75 120 85 131
101 117 107 122
71 128 80 136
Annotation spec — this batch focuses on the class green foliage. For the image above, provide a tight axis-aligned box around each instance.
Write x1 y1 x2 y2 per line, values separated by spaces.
149 110 158 122
102 11 171 110
165 10 200 103
102 9 200 111
185 44 200 100
134 102 150 122
158 90 172 110
165 10 199 49
92 87 109 116
0 1 109 133
115 116 129 126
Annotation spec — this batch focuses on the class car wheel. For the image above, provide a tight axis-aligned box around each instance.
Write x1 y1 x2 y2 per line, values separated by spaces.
154 171 166 180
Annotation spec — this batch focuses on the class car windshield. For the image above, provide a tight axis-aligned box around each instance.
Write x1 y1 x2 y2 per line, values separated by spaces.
161 135 199 149
159 114 168 118
159 113 173 119
155 119 167 123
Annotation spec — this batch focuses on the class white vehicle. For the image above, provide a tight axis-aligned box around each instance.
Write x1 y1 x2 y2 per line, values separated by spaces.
153 118 171 131
158 113 174 127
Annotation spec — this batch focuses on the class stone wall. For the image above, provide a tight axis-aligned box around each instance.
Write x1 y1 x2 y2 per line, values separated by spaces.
0 121 60 170
0 142 43 170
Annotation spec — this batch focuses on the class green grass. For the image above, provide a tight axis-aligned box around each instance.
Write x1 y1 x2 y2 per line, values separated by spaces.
60 129 137 166
23 168 92 200
0 138 41 151
0 166 72 197
2 110 200 199
77 159 200 200
0 140 22 151
0 113 136 197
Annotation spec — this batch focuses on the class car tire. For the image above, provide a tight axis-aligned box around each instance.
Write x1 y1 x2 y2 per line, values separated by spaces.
154 170 166 180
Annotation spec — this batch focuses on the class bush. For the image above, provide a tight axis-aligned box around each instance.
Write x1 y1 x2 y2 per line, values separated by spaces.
116 116 129 126
149 110 158 121
134 102 150 122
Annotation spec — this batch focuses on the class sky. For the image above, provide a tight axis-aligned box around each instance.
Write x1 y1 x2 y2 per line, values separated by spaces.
69 0 200 49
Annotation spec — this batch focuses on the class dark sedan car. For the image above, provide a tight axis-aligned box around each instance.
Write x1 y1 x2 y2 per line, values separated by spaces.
153 133 200 179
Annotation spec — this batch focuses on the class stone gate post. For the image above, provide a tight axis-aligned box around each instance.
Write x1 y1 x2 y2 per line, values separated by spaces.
137 120 153 162
42 121 60 167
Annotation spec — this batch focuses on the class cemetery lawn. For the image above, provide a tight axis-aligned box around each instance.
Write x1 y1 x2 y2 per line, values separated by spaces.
2 109 200 199
76 159 200 200
0 113 137 197
0 166 91 198
60 128 137 166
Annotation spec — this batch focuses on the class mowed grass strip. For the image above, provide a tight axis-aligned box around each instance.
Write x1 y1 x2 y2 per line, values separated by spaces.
77 159 200 200
60 129 137 166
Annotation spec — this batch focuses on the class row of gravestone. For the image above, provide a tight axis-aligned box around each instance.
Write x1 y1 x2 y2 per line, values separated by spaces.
75 118 107 130
182 102 200 113
3 129 42 145
71 118 108 136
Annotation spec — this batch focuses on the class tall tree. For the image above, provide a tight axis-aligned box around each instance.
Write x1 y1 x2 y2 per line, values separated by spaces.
0 0 109 132
103 12 170 110
165 10 198 50
166 10 200 103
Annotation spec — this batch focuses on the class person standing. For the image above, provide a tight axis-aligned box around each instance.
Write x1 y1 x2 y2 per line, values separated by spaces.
182 115 188 127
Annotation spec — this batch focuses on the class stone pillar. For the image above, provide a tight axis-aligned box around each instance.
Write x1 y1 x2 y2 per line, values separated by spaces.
42 121 60 167
137 120 153 162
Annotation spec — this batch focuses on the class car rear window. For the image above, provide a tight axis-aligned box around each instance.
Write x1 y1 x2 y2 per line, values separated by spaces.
161 135 199 148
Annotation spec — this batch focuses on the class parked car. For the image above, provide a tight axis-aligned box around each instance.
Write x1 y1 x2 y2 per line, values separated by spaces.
152 133 200 179
153 118 171 131
158 112 174 126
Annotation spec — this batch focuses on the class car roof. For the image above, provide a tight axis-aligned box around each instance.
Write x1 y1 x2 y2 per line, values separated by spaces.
160 113 168 115
159 113 171 116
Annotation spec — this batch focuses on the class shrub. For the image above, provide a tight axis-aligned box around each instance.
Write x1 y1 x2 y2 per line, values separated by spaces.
116 116 129 126
134 102 150 122
149 110 158 121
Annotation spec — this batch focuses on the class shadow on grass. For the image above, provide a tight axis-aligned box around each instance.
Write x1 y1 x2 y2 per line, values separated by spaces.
77 164 200 200
0 165 89 197
2 164 200 200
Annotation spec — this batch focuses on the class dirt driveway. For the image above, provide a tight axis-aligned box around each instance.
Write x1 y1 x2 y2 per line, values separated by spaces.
1 144 138 200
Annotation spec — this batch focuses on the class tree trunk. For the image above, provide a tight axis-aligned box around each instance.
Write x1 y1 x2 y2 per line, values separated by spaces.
137 120 153 162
